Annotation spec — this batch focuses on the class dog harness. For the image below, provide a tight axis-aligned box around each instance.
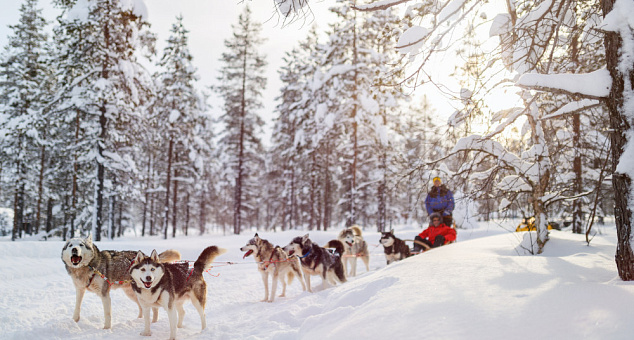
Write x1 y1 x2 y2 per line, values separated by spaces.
87 265 132 286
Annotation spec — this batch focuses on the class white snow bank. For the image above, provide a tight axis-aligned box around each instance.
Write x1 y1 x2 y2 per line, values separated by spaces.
0 223 631 339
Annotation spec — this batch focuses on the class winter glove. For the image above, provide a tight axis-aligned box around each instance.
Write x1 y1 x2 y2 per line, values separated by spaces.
433 235 446 247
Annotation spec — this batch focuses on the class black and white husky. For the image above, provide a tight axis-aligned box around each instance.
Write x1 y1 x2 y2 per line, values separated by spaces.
241 233 306 302
129 246 226 340
379 230 411 264
61 233 180 329
284 234 346 292
338 225 370 277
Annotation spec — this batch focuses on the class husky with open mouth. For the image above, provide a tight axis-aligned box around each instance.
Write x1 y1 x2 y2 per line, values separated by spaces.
241 233 306 302
129 246 226 340
61 233 181 329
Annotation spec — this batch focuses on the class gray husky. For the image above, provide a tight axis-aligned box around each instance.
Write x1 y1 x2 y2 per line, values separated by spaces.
241 233 306 302
129 246 226 340
284 234 346 292
338 225 370 277
61 233 181 329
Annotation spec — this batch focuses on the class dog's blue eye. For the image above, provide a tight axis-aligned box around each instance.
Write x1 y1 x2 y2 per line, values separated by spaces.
151 268 155 271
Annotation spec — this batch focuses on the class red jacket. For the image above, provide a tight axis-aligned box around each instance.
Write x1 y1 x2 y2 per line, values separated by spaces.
418 223 456 244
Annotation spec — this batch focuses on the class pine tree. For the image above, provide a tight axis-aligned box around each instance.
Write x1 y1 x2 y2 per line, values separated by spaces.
49 0 155 240
0 0 51 240
214 5 267 235
153 15 205 238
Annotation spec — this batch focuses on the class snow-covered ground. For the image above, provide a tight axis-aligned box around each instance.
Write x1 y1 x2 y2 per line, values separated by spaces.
1 221 633 340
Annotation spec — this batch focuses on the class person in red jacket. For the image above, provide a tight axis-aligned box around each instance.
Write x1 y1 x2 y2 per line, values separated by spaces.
413 212 456 252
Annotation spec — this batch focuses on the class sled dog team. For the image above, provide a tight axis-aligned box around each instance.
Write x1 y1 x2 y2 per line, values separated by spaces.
60 226 383 339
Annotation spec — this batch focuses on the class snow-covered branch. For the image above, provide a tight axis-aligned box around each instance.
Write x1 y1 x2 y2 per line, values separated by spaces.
541 99 602 120
352 0 413 11
517 69 612 99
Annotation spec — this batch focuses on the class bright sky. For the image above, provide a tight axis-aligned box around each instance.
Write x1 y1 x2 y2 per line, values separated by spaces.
0 0 337 142
0 0 523 139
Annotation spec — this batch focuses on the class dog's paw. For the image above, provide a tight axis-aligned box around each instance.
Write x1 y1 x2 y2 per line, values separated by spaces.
140 330 152 337
72 315 80 323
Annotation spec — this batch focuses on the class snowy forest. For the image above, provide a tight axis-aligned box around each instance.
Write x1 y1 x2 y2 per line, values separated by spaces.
1 0 634 276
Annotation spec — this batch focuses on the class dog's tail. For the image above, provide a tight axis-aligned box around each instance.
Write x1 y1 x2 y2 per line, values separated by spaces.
350 225 363 237
324 240 345 257
158 249 181 263
193 246 227 275
286 271 295 285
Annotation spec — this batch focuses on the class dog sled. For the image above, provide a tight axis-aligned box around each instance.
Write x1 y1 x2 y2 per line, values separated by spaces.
403 221 458 254
515 216 560 232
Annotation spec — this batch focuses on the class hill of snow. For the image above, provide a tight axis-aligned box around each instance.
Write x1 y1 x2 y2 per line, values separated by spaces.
1 222 633 339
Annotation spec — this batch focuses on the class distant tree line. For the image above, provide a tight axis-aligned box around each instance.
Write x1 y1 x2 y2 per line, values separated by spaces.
0 0 614 243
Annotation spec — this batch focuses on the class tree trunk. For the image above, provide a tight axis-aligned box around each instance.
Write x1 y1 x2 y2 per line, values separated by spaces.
45 198 53 234
141 154 151 237
234 122 244 235
347 14 359 228
184 193 190 236
35 142 46 234
199 189 206 235
109 194 116 239
234 39 249 236
603 0 634 280
322 143 332 231
149 193 155 236
572 112 583 234
95 20 111 242
71 109 80 238
117 202 123 237
163 138 174 239
171 157 179 238
309 154 317 231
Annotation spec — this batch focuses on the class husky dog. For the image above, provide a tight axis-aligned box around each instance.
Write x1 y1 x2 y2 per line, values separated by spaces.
241 233 306 302
337 225 370 277
129 246 226 340
379 230 411 265
284 234 346 292
61 233 181 329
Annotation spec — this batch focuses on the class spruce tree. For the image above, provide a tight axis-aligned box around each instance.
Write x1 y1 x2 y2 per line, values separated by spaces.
0 0 51 240
49 0 154 240
214 5 267 235
153 15 206 238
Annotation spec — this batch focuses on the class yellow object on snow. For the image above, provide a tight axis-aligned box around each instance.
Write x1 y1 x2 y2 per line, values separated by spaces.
515 216 556 232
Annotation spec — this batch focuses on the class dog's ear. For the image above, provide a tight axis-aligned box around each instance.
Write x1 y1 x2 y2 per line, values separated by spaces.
254 233 260 239
389 229 394 235
302 234 309 242
86 232 93 245
134 250 145 263
150 249 159 262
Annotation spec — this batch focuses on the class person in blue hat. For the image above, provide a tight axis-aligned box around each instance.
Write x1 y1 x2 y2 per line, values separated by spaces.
425 176 455 227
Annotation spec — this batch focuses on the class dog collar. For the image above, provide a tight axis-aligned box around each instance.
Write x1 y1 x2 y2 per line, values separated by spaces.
298 249 311 259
